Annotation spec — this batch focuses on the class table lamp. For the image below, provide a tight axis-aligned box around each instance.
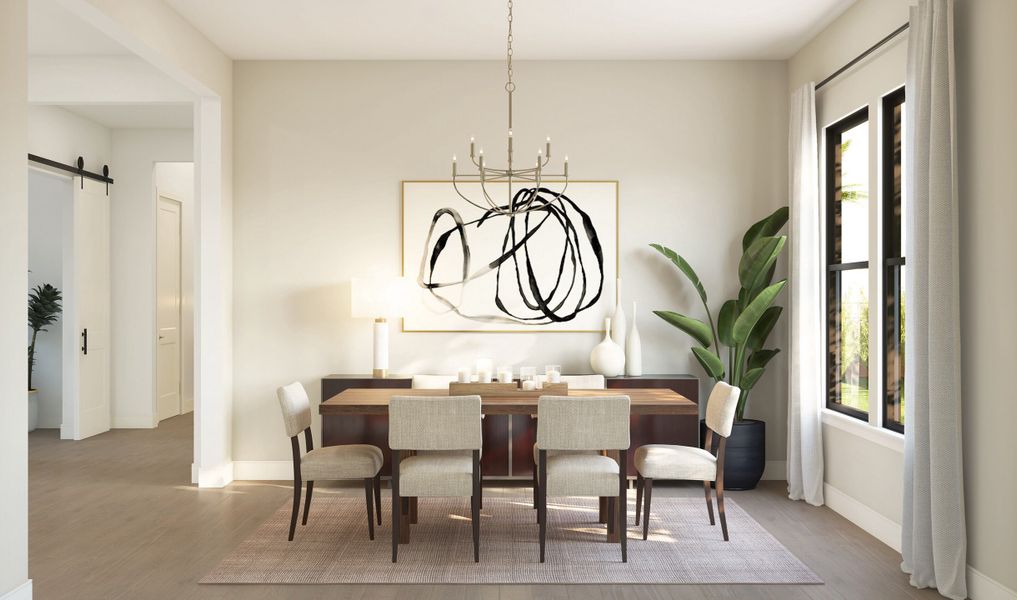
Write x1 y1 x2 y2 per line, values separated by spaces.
351 276 412 378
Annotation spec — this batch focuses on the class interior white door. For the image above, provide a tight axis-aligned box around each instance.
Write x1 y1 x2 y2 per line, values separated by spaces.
156 196 182 422
75 178 111 439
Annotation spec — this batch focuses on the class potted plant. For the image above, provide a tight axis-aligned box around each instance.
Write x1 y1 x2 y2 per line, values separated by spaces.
28 283 62 432
650 206 788 490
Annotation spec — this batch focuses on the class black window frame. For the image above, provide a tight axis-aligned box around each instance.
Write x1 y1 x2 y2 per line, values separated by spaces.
825 107 870 421
882 87 906 433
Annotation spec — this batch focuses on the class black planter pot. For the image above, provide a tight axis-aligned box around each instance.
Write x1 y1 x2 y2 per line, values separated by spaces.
700 419 766 491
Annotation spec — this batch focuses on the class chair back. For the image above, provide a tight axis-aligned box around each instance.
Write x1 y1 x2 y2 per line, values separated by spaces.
536 395 630 451
277 382 312 438
389 395 482 451
561 374 606 389
705 382 741 438
411 374 458 389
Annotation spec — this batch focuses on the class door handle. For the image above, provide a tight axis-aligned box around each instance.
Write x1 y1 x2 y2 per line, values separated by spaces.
81 328 88 355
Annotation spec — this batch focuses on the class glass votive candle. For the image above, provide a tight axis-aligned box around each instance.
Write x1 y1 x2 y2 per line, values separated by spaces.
519 366 536 390
457 367 471 383
545 365 562 383
497 366 513 384
476 358 493 383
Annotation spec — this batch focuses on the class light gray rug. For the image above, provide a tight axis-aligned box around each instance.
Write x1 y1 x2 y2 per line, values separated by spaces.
202 491 821 585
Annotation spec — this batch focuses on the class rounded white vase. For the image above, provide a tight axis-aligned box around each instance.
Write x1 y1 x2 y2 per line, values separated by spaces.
590 317 625 377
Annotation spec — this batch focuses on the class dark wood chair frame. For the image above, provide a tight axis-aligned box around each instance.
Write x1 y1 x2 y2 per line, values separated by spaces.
391 449 482 563
287 426 382 542
537 448 628 563
635 427 728 541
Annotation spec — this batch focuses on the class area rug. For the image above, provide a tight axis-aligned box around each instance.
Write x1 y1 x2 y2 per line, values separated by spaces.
201 492 821 585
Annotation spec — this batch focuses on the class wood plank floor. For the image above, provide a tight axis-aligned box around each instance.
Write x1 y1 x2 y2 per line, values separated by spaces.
29 414 941 600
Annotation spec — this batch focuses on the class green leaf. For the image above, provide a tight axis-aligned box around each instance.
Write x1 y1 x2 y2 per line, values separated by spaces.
747 348 780 370
740 367 766 391
650 244 708 305
741 206 789 252
739 235 786 297
717 299 739 347
747 306 783 351
732 280 787 345
653 310 713 348
692 346 725 380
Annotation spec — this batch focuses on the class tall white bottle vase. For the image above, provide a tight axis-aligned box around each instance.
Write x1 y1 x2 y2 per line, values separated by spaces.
626 301 643 376
611 278 627 363
591 317 625 377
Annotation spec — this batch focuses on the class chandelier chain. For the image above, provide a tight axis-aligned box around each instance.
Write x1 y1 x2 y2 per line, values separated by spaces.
505 0 515 94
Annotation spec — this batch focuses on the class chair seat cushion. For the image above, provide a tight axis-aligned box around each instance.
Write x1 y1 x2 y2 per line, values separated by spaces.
301 444 383 481
545 453 619 497
634 444 717 481
399 453 475 497
532 443 598 464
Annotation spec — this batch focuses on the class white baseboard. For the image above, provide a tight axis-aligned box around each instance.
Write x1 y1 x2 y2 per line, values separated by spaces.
196 462 234 488
233 460 293 481
0 580 32 600
969 567 1017 600
823 482 902 552
112 415 156 429
761 460 786 481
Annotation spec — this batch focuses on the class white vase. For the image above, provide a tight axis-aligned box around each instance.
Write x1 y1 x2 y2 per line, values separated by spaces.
591 317 625 377
626 301 643 376
611 278 627 357
28 390 38 433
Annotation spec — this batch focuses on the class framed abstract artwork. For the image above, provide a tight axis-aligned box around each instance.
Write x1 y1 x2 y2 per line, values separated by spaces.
402 180 618 332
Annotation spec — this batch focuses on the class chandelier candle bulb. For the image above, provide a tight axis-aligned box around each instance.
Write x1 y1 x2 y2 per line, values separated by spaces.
470 137 475 158
546 137 551 158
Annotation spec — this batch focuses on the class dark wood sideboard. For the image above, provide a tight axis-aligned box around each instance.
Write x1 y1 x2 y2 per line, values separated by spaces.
320 374 699 479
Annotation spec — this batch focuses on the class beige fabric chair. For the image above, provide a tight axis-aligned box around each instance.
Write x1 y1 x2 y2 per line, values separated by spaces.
530 374 606 507
634 381 741 541
389 395 483 563
276 382 383 542
535 394 631 563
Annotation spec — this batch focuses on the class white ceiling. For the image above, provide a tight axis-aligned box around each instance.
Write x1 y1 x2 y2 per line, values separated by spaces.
165 0 856 61
28 0 130 56
58 104 193 129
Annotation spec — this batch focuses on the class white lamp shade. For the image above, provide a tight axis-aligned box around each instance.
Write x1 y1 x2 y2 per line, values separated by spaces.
350 276 413 318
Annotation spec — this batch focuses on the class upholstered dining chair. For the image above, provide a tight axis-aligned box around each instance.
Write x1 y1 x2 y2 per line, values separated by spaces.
634 381 741 541
276 382 384 542
535 394 631 563
530 374 607 509
389 395 483 563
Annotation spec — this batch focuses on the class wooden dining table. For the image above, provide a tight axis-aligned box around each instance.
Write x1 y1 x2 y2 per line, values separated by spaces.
320 387 698 544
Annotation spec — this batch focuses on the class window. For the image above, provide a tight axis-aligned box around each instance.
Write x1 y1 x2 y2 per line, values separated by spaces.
882 87 906 432
826 108 870 419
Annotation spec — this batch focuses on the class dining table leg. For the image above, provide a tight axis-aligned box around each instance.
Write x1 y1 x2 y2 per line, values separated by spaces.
409 497 418 525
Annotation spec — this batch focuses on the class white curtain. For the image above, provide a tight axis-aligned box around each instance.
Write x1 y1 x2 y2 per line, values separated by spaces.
902 1 967 598
786 83 824 507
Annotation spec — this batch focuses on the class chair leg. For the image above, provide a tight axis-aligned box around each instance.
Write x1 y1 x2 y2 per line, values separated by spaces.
288 474 302 542
391 455 400 562
717 477 729 541
619 449 627 563
635 474 643 525
374 474 382 526
301 481 314 526
703 480 716 526
472 449 481 563
532 465 538 510
606 497 616 537
363 478 375 540
538 450 547 563
641 478 653 541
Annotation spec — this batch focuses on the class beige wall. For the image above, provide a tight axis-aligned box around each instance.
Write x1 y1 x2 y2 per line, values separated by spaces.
0 0 29 595
791 0 1017 593
232 60 789 465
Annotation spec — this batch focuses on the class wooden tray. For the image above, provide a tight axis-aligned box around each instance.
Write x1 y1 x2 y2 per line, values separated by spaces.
448 382 569 397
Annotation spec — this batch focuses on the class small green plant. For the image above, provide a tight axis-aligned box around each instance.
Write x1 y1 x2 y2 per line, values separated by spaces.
650 206 788 420
28 283 62 391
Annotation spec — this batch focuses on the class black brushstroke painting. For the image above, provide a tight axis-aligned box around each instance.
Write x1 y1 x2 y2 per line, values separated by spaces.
417 187 605 325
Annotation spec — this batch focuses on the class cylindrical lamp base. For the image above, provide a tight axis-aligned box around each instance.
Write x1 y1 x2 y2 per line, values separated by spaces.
373 318 389 378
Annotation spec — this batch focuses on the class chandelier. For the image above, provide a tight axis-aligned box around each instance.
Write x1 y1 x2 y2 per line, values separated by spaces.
451 0 569 216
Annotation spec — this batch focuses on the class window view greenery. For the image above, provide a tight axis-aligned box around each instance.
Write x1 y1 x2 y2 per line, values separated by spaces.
826 108 870 419
883 88 906 432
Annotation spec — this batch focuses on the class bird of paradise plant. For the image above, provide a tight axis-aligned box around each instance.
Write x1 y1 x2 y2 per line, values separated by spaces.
650 206 788 420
